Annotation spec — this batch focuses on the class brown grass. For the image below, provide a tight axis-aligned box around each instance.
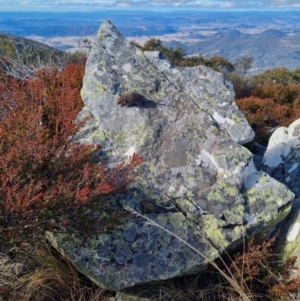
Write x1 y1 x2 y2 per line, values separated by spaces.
2 243 112 301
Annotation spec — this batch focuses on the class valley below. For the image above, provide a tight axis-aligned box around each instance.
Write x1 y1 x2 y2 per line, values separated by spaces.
1 10 300 73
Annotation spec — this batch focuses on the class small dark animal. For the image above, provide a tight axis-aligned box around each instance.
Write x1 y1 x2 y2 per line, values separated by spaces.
117 92 144 107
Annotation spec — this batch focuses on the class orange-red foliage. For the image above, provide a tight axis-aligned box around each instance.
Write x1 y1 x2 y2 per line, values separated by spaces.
0 63 143 243
253 83 300 105
236 96 298 145
234 71 300 145
236 96 291 126
226 237 300 301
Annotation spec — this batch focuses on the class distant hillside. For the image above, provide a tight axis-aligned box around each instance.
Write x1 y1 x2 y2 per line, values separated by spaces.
0 33 66 65
255 29 287 38
164 28 300 73
1 10 300 73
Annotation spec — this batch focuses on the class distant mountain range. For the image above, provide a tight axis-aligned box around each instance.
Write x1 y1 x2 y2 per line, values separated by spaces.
1 10 300 73
164 28 300 73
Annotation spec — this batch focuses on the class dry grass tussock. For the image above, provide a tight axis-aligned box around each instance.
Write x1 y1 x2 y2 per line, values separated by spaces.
1 242 112 301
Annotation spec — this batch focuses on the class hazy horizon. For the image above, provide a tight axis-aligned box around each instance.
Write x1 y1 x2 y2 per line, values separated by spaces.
1 8 300 73
1 8 300 12
2 0 300 12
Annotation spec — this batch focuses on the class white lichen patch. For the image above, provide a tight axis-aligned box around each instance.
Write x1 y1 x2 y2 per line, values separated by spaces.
122 63 132 73
133 74 143 81
179 185 188 194
212 111 225 125
286 222 300 242
217 102 228 107
124 145 136 157
196 150 224 174
224 117 235 125
168 186 176 193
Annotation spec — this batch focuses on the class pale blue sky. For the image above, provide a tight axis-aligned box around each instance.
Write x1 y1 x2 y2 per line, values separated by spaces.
2 0 300 11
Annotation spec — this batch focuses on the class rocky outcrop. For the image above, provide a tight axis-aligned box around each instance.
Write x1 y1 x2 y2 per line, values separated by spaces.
48 20 294 291
262 119 300 264
262 119 300 197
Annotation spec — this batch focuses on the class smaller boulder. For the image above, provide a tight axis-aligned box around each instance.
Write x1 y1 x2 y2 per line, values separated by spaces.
263 118 300 272
262 118 300 197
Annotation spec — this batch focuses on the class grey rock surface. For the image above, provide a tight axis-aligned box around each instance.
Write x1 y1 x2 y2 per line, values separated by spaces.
49 20 295 291
262 119 300 197
262 119 300 267
275 198 300 261
0 249 26 288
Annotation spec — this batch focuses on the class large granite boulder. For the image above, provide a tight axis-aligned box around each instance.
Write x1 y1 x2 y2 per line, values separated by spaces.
48 20 294 291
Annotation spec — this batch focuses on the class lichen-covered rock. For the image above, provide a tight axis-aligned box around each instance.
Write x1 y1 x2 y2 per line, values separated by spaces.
0 250 26 287
262 119 300 266
262 119 300 197
273 198 300 299
49 20 294 291
275 198 300 261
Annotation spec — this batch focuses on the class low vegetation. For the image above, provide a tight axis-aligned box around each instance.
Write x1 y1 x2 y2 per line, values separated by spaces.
131 38 235 73
1 39 300 300
0 58 144 246
234 68 300 145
